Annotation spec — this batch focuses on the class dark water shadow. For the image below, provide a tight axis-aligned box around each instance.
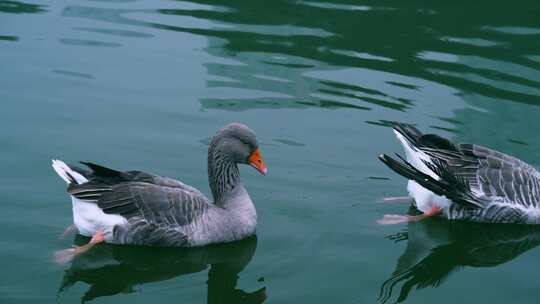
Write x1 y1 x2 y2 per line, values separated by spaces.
1 0 47 41
157 0 540 108
378 207 540 303
0 0 46 14
58 235 266 303
59 0 540 111
0 35 18 41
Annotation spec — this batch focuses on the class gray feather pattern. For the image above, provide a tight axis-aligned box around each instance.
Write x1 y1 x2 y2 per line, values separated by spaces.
67 165 215 245
422 143 540 224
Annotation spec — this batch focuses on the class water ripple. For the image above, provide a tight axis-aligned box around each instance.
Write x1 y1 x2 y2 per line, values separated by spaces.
484 26 540 35
72 26 154 38
53 69 95 79
440 36 503 48
59 38 122 47
0 35 17 41
0 0 46 14
298 1 393 12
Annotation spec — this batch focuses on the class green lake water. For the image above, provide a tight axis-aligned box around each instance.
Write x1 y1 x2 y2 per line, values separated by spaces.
2 0 540 303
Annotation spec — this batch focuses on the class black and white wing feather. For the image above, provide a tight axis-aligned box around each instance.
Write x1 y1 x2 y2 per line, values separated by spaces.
419 144 540 207
452 144 540 209
68 162 212 245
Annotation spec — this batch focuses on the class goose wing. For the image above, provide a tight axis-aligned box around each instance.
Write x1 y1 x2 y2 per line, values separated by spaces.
68 162 212 245
423 143 540 210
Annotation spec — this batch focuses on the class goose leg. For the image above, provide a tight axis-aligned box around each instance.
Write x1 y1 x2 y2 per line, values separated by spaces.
54 230 105 264
59 224 78 239
377 206 441 225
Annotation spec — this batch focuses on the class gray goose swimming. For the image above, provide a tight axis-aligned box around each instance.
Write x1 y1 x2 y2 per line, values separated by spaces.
52 123 267 259
378 122 540 225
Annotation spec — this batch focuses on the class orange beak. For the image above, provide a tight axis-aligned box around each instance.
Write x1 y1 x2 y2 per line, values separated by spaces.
248 148 267 175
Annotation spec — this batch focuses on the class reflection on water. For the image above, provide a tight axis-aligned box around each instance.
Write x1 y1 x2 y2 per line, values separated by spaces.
59 235 266 303
0 0 46 41
51 0 540 114
379 207 540 303
0 35 17 41
53 69 95 80
3 0 539 116
0 0 46 14
173 0 540 109
59 38 122 48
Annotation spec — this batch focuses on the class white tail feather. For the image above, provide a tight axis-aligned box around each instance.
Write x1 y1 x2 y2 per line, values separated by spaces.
52 159 125 239
392 129 451 212
51 159 88 184
393 130 437 179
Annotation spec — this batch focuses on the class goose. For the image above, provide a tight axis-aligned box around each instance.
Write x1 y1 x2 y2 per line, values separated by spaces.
52 123 267 260
378 122 540 225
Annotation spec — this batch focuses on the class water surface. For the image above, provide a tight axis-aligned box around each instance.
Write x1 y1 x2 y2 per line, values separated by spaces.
2 0 540 303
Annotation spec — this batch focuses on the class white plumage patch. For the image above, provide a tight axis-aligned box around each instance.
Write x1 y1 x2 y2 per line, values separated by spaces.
52 159 126 239
393 131 451 212
52 159 88 184
71 197 127 238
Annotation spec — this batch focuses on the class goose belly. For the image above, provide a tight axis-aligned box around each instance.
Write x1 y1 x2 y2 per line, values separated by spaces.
71 196 127 240
407 180 450 213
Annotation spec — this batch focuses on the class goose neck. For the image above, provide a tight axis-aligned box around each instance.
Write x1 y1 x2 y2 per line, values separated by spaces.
208 146 241 204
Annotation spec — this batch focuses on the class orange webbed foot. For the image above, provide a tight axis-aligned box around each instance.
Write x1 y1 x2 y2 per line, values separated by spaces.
54 230 105 264
377 205 442 225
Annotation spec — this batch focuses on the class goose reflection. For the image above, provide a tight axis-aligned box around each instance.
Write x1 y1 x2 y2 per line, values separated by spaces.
58 235 266 303
378 207 540 303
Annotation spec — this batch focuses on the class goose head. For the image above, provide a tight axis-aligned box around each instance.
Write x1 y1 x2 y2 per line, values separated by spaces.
210 123 267 175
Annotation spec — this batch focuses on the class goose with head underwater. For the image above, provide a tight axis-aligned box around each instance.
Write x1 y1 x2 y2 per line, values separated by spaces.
378 122 540 225
52 123 267 261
